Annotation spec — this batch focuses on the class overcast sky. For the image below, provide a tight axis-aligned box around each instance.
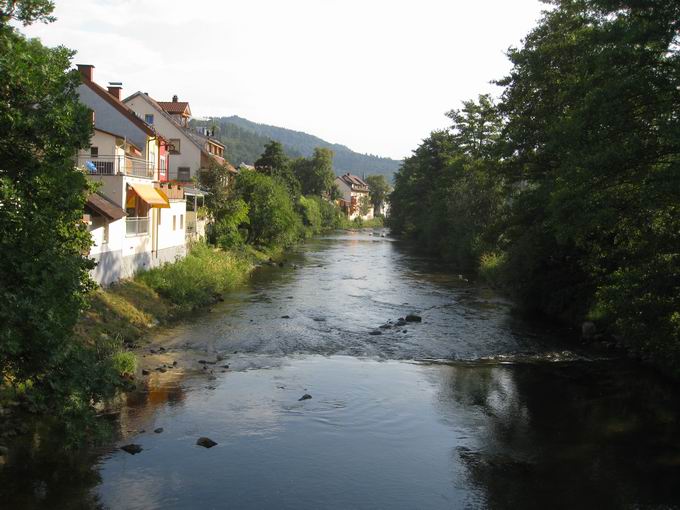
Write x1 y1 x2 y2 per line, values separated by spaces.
21 0 545 160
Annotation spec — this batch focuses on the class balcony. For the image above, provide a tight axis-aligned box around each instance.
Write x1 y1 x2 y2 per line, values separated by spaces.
78 154 155 179
126 216 149 236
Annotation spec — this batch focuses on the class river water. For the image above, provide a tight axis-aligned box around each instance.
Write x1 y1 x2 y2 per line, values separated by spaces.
3 231 680 509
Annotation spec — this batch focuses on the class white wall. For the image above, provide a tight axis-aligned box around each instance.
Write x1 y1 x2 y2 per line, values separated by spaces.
78 84 149 153
124 95 202 181
158 200 187 250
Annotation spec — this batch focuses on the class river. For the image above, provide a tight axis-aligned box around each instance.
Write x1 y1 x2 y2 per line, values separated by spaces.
3 231 680 509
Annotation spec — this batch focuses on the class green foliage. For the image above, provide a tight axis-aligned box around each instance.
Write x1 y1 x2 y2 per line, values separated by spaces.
0 22 130 422
364 174 390 213
233 169 302 247
255 140 300 195
136 243 252 312
292 147 336 196
297 195 344 235
0 0 55 25
213 198 249 248
390 0 680 374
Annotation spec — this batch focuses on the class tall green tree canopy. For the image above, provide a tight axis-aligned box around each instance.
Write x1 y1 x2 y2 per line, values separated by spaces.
254 140 300 195
364 174 391 212
0 3 130 419
293 147 336 196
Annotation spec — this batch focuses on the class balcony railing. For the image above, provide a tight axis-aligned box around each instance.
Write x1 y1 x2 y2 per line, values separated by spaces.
78 154 155 179
126 217 149 237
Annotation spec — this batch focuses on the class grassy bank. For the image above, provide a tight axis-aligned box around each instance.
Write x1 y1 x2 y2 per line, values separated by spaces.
75 243 270 348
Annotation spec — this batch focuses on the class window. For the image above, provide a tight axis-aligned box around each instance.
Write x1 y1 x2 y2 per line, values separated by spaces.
173 215 176 231
90 146 98 157
169 138 181 154
144 114 154 125
180 214 184 229
159 156 167 179
177 167 191 181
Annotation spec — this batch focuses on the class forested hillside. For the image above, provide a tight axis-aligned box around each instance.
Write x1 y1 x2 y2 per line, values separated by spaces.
195 116 401 180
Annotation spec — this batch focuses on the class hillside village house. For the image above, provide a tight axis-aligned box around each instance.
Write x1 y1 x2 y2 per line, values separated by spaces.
124 92 236 240
335 173 374 221
76 64 188 285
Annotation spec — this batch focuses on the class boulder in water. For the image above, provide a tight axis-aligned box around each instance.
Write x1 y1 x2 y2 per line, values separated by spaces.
298 394 312 401
196 437 217 448
121 444 143 455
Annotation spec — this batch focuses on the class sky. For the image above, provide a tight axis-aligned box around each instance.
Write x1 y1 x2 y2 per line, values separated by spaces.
20 0 546 161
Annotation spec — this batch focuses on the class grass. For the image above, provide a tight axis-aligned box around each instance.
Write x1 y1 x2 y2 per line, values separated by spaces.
75 243 259 348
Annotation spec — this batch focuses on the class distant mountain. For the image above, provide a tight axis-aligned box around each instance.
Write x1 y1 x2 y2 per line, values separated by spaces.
196 116 402 181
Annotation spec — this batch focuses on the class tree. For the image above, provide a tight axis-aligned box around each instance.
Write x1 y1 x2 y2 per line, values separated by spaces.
233 169 301 247
364 175 390 214
254 140 300 195
0 6 129 421
498 0 680 362
0 0 55 25
293 147 336 196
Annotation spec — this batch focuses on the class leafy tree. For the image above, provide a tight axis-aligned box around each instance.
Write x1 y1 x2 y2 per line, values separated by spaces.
293 147 336 196
0 7 129 422
0 0 55 25
364 174 390 213
254 140 300 195
232 169 302 247
499 0 680 341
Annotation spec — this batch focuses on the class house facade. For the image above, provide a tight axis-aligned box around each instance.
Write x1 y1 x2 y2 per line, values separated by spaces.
335 173 374 221
123 93 234 184
76 65 187 285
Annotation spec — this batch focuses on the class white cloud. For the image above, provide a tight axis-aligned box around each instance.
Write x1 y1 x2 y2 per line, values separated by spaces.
20 0 545 160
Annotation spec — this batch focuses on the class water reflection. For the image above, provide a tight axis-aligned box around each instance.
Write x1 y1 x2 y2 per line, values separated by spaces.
2 232 680 509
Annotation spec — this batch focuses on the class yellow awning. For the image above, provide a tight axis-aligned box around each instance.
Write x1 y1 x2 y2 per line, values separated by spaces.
128 184 170 209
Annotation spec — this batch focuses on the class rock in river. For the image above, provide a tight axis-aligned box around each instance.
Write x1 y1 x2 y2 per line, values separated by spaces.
405 314 422 323
121 444 143 455
196 437 218 448
154 427 164 434
369 330 383 336
298 394 312 401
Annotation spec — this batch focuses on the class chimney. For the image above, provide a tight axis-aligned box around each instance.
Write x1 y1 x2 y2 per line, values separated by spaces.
107 82 122 100
172 95 178 102
77 64 94 81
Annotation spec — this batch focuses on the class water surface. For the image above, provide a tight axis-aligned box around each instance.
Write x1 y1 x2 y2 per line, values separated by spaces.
2 231 680 509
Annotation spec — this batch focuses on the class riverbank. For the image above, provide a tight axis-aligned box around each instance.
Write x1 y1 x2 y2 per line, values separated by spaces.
74 243 279 352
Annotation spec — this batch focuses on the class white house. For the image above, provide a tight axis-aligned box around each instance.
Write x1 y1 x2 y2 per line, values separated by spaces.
335 173 374 221
76 65 187 284
123 92 236 184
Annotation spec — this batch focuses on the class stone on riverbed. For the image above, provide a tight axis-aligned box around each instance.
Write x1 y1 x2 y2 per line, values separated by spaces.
196 437 217 448
369 330 383 336
405 314 422 323
154 428 164 434
298 394 312 401
120 444 143 455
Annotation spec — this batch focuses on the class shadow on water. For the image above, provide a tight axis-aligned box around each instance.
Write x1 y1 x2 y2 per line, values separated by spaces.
2 231 680 509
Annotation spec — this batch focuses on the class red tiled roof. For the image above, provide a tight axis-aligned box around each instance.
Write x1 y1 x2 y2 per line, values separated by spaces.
157 101 190 114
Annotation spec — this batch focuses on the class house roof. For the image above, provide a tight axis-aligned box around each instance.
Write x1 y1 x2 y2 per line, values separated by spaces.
157 101 191 116
86 192 127 221
81 79 156 137
124 91 236 173
338 173 369 189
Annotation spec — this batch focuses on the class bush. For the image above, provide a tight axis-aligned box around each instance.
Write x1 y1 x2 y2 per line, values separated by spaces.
136 243 252 311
